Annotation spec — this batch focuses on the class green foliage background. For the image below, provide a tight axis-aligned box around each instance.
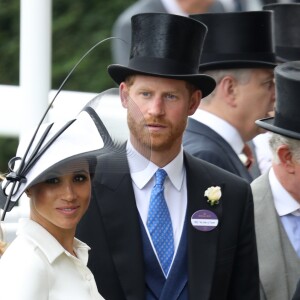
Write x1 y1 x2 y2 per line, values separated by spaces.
0 0 135 173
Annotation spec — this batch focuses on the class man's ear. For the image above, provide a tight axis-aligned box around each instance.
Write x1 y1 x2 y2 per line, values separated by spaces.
277 145 295 173
219 75 238 107
188 90 202 115
120 82 129 108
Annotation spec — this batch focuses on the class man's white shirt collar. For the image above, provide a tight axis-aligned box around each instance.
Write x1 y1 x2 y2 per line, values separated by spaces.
269 167 300 216
126 141 187 263
127 140 184 191
192 109 244 155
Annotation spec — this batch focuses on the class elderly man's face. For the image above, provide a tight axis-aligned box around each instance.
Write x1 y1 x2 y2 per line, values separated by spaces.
235 68 275 141
273 144 300 203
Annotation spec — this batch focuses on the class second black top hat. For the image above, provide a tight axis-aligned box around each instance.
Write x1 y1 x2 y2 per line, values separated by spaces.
108 13 216 97
263 3 300 62
191 11 277 71
256 61 300 140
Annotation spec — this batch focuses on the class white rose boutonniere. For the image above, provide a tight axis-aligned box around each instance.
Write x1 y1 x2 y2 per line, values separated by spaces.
238 153 248 166
204 186 222 206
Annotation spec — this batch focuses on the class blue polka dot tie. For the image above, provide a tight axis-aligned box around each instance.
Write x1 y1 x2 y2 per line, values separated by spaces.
147 169 174 276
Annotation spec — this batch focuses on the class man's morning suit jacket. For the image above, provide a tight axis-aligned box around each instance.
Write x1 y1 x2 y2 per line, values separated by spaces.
251 172 300 300
183 118 253 183
76 148 259 300
292 280 300 300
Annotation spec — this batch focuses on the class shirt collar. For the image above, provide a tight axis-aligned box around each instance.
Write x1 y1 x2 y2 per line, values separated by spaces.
127 141 184 191
192 109 244 155
269 168 300 216
17 219 90 264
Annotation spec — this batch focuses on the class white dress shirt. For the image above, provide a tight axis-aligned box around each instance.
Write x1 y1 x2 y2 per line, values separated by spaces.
252 132 272 174
127 141 187 273
269 168 300 257
0 219 104 300
192 109 244 155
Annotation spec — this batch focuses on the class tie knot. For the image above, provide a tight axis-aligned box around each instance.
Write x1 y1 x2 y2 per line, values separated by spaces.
241 143 254 169
155 169 167 186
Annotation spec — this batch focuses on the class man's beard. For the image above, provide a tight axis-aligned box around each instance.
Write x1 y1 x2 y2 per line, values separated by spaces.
127 110 186 153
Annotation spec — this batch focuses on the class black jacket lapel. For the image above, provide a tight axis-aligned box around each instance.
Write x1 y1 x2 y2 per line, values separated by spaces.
95 151 146 300
185 153 223 300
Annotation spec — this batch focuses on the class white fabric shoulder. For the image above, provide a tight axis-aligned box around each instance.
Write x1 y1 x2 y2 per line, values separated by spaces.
0 235 50 300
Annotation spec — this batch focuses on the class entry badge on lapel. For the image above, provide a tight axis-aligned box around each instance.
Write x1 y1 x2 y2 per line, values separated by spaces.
191 186 221 231
191 210 218 232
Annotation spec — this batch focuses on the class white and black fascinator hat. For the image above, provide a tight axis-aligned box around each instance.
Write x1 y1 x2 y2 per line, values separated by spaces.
0 86 145 220
0 110 102 209
0 36 152 221
0 89 108 216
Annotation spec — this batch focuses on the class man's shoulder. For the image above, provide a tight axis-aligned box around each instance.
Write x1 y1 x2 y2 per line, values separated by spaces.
184 151 249 186
251 172 270 194
184 118 228 149
184 120 237 169
250 172 271 206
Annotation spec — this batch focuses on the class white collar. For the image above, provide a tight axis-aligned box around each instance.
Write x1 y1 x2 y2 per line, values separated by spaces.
160 0 187 16
192 109 244 155
269 168 300 216
17 219 90 264
127 141 184 191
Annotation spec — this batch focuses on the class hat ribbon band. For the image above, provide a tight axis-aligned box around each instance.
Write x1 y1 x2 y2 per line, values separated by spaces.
274 111 300 134
201 52 276 63
128 56 198 75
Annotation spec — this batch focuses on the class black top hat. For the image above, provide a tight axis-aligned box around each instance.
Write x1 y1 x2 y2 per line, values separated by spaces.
108 13 216 98
256 61 300 140
190 11 277 71
263 3 300 62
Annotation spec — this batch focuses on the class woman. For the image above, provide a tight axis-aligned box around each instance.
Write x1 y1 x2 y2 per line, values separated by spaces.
0 174 8 256
0 110 105 300
0 223 8 255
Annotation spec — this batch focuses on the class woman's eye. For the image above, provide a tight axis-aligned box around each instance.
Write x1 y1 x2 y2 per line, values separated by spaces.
74 174 88 182
45 177 59 184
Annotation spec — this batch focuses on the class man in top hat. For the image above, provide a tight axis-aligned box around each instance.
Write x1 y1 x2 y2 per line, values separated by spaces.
252 2 300 176
111 0 226 65
264 2 300 63
77 12 260 300
251 61 300 300
183 11 276 183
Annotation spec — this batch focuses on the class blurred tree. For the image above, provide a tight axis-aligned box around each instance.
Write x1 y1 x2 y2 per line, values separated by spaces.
0 137 19 173
52 0 135 93
0 0 135 172
0 1 20 86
